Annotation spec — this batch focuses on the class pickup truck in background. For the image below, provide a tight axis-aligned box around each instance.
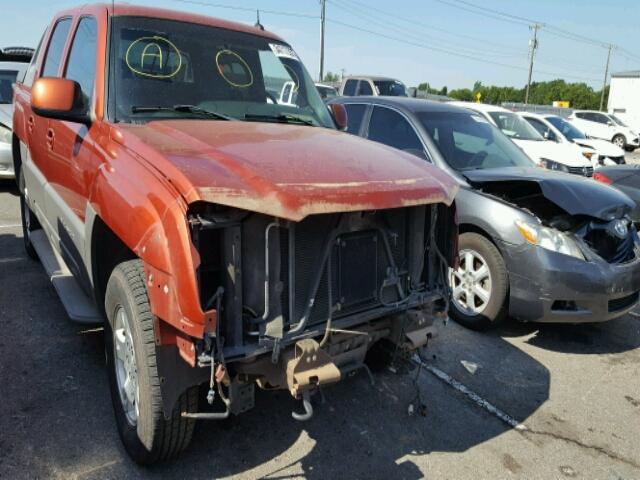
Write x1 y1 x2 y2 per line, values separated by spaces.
12 4 458 464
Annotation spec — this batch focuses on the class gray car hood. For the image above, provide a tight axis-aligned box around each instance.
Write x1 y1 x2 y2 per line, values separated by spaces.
462 167 634 221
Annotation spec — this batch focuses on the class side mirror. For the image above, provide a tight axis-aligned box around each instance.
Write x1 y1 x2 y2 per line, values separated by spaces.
607 120 613 126
31 77 90 125
328 103 348 131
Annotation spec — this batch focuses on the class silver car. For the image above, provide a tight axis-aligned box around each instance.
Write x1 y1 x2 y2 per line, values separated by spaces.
0 48 32 179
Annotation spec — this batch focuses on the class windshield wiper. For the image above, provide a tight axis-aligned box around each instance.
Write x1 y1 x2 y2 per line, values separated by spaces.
243 113 313 126
131 105 235 121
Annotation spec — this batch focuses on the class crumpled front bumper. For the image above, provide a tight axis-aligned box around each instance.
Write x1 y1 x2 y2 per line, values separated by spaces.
500 240 640 323
0 142 14 179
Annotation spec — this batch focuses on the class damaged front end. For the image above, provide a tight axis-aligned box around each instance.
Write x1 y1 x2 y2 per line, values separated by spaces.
182 202 456 420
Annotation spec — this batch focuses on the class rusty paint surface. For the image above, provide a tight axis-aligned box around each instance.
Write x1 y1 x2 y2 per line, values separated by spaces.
117 121 459 221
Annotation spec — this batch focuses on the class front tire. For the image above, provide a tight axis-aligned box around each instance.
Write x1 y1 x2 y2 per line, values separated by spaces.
105 259 198 465
448 233 509 331
612 134 626 149
18 168 40 261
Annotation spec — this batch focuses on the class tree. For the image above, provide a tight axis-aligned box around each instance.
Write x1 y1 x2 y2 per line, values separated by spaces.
322 71 340 83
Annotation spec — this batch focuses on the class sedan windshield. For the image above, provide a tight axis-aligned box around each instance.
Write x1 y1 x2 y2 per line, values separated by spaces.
418 111 536 171
374 80 407 96
488 111 543 141
110 16 334 127
545 116 586 141
0 70 18 104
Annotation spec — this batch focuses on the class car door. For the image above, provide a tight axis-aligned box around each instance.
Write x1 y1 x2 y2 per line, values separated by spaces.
46 15 99 287
24 17 73 231
365 105 427 159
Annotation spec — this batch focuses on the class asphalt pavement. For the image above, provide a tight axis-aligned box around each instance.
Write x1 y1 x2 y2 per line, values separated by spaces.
0 157 639 479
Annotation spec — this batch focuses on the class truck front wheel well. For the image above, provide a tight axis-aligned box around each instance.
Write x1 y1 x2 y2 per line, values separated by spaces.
91 217 137 316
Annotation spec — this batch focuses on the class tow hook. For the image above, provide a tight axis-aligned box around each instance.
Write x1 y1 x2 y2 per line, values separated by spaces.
291 390 314 421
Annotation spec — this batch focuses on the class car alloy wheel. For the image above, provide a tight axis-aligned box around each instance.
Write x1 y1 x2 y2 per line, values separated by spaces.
449 249 492 316
113 305 139 426
613 135 625 148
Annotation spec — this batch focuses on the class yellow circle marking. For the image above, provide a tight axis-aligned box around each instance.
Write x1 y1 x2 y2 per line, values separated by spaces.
215 49 254 88
125 36 182 79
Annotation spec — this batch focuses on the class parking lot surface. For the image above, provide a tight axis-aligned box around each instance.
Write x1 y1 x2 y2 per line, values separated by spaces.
1 155 639 479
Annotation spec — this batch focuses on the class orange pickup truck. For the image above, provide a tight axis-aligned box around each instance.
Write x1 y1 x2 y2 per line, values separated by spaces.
12 4 458 464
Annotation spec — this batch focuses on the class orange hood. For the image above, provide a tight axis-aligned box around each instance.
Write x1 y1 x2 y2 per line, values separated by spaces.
116 120 458 221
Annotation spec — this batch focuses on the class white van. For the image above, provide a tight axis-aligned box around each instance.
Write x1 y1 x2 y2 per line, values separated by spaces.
569 110 639 151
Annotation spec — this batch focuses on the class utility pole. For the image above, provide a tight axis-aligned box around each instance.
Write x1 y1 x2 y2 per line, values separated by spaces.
319 0 326 82
600 44 613 111
525 23 541 105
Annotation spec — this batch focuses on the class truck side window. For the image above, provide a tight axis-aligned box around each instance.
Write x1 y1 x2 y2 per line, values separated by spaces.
358 81 373 96
65 17 98 104
344 104 366 134
343 79 357 96
41 18 72 77
367 106 423 152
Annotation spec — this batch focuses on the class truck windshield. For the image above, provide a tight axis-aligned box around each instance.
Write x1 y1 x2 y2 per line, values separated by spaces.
545 116 586 141
488 111 543 141
374 80 407 96
419 111 535 171
0 70 18 104
109 16 334 127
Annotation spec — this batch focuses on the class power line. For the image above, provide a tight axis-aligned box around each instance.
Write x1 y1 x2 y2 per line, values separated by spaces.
326 17 602 83
169 0 319 19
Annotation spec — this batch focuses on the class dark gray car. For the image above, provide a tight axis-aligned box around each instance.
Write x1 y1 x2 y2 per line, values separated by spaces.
329 96 640 330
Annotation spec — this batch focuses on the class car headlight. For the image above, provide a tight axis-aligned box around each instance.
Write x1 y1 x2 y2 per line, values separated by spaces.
0 124 11 144
539 158 569 173
582 151 595 160
515 220 585 260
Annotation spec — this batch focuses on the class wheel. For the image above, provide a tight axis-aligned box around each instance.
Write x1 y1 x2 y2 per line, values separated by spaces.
104 259 198 464
624 146 635 152
448 233 509 331
18 168 41 261
612 134 626 149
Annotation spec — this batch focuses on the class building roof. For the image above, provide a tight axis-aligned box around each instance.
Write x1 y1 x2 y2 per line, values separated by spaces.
611 71 640 79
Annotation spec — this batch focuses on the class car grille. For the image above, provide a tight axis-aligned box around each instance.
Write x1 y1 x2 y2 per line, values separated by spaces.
567 166 593 177
608 291 639 313
582 220 636 264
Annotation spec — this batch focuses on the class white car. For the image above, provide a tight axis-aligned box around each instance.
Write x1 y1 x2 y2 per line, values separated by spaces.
521 112 626 166
0 48 32 179
569 110 639 151
450 102 594 177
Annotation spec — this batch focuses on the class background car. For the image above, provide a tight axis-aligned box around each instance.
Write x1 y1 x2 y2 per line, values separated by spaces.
451 101 594 176
315 82 338 101
521 112 626 166
330 96 640 331
594 165 640 224
0 47 33 179
339 75 408 97
569 110 639 151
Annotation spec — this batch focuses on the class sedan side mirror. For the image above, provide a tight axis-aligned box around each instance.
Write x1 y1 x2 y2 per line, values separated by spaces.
328 103 348 131
31 77 91 125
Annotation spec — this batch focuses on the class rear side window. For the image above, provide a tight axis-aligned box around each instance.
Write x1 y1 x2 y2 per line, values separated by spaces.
358 81 373 96
343 79 357 96
367 106 422 152
344 103 366 134
65 17 98 104
42 18 72 77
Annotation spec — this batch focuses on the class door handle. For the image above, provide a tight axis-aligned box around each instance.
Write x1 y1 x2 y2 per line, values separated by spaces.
46 128 55 149
27 115 35 134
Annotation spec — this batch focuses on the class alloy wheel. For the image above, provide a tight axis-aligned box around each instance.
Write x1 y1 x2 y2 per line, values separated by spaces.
449 249 492 316
113 306 139 426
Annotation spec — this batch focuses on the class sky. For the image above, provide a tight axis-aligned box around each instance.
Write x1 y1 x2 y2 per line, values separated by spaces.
1 0 639 90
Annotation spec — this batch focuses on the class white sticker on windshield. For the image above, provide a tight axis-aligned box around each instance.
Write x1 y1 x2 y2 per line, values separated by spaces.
269 43 299 60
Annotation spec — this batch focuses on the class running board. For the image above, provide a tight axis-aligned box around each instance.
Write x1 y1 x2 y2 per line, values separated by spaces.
30 230 103 324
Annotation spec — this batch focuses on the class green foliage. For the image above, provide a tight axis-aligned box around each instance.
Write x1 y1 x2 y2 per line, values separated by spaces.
323 71 340 82
430 79 608 109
